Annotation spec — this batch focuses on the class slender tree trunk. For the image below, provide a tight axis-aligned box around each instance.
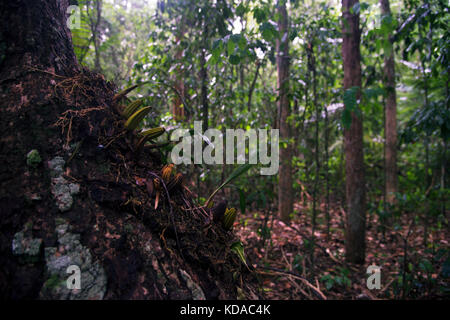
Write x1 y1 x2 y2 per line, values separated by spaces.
303 54 311 188
87 0 102 73
324 108 331 236
312 71 319 267
307 40 319 269
276 0 293 223
380 0 398 205
381 93 388 241
443 77 448 216
324 91 330 239
442 139 447 216
240 65 245 112
200 22 209 131
421 57 431 247
424 137 430 246
172 19 185 121
200 53 208 130
322 35 331 240
342 0 366 264
247 61 261 112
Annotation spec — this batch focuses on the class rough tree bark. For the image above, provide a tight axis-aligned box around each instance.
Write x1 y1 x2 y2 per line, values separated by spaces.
342 0 366 264
380 0 398 206
276 0 294 223
0 0 259 300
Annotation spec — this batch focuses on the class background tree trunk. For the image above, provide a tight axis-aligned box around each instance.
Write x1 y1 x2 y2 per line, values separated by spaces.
381 0 398 205
87 0 103 73
276 0 293 223
200 25 209 131
172 20 185 121
342 0 366 264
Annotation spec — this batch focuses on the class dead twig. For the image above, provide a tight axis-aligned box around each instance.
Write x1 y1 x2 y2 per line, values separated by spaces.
380 277 395 294
256 266 327 300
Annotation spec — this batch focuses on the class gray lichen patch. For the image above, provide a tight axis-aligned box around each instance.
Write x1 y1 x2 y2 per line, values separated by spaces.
12 227 43 263
40 219 107 300
51 176 79 212
48 156 65 177
180 269 206 300
48 156 80 212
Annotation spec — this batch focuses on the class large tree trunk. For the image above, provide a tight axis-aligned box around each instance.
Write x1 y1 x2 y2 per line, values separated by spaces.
276 0 293 223
0 0 79 77
0 0 259 300
342 0 366 264
380 0 398 205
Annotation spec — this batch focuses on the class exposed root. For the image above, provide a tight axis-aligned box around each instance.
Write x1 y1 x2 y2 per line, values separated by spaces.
53 106 106 147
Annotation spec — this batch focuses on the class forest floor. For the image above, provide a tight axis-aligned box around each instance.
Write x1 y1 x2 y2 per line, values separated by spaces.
235 201 449 300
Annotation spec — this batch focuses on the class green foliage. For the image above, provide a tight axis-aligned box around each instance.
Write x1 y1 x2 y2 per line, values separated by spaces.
26 149 41 168
122 99 144 119
205 164 252 207
260 22 278 42
320 267 352 290
125 107 151 131
392 247 449 299
231 241 249 269
402 101 450 142
292 254 303 274
223 207 237 230
136 127 166 149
